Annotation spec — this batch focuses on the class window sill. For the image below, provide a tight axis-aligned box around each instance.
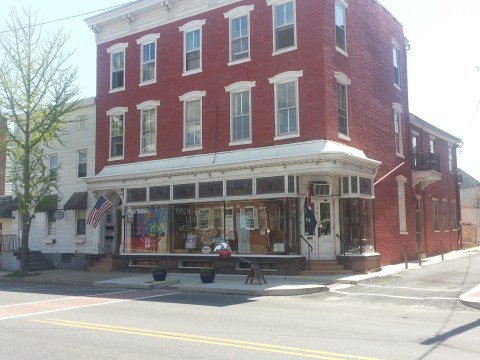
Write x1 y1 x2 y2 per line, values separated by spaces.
396 153 405 159
274 133 299 141
394 83 401 91
399 231 408 235
272 46 297 57
108 156 124 162
229 140 252 146
228 58 251 66
139 80 157 87
182 145 202 152
139 152 157 158
182 68 202 77
336 47 348 57
109 87 125 94
338 133 351 141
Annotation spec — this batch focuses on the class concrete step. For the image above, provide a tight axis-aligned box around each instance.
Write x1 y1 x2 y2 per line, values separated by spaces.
307 264 346 271
87 256 113 272
299 270 354 276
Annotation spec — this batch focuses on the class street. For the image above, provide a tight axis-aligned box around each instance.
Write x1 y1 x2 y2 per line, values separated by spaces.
0 253 479 360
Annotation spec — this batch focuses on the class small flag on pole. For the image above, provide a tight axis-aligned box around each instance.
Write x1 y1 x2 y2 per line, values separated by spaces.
87 194 113 228
304 183 317 235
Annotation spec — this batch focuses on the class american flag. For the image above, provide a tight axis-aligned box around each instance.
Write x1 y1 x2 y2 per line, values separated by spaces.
304 183 317 235
87 194 113 228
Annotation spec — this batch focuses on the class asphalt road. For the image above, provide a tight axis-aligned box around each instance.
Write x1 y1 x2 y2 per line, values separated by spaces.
0 253 479 360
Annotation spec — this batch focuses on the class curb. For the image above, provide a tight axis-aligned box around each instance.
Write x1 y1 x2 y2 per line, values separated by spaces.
459 284 480 310
177 283 329 296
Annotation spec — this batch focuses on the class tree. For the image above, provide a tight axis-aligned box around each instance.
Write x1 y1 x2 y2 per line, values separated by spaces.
0 8 80 274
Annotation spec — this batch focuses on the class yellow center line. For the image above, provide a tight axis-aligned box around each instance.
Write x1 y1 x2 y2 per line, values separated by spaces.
31 319 383 360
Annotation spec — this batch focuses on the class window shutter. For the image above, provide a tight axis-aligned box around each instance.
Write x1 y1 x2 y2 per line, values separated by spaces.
240 208 246 229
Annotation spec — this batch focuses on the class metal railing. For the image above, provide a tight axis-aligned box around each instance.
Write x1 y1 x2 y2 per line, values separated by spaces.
300 235 313 271
411 152 440 172
0 234 21 253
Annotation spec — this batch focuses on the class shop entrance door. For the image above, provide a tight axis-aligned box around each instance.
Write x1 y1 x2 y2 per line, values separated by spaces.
303 198 335 260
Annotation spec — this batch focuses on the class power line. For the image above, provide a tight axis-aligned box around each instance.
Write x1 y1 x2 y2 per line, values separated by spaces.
0 1 137 34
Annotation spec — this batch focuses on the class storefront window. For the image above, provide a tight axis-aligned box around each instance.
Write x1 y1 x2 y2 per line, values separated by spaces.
173 183 196 200
124 206 169 253
198 181 223 198
226 179 253 196
150 185 170 201
256 176 285 194
123 199 300 255
339 198 375 254
126 187 147 202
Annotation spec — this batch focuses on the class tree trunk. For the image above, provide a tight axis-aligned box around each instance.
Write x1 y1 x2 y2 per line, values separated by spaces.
19 216 31 274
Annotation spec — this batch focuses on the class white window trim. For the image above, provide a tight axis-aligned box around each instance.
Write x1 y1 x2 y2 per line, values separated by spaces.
106 107 128 161
267 0 297 56
77 149 87 179
107 43 128 93
269 70 303 140
393 103 404 157
137 100 160 157
179 91 206 151
225 81 256 146
75 209 86 238
136 33 160 86
335 0 348 56
335 72 351 138
179 19 206 76
396 175 408 234
77 115 87 130
224 5 254 66
392 41 401 90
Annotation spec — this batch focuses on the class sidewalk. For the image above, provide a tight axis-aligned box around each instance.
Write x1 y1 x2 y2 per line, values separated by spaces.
0 246 479 307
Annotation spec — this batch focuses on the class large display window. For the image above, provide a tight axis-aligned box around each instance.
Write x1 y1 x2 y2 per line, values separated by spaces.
339 198 375 254
123 198 300 255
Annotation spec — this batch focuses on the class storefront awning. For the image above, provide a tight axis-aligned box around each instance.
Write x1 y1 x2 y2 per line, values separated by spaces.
35 194 58 213
63 192 88 210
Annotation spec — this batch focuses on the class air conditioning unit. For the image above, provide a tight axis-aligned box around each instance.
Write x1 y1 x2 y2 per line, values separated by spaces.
313 183 330 196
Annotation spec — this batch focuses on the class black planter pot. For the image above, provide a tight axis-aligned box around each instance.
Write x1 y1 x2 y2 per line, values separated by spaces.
200 271 215 283
152 270 167 281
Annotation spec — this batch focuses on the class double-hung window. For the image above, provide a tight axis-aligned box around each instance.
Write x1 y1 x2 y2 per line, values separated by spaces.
49 154 58 176
393 103 403 156
268 0 296 53
136 100 160 156
107 43 128 92
137 33 160 84
76 209 86 236
224 5 254 64
77 150 87 178
335 1 347 53
179 20 206 75
334 72 351 138
393 45 401 88
269 71 303 139
179 91 205 150
225 81 255 144
432 199 440 232
106 107 127 160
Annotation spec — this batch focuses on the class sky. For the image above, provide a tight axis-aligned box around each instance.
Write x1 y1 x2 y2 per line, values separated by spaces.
1 0 479 180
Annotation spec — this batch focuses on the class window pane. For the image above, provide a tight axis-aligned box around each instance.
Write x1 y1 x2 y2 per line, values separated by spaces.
110 114 124 157
256 176 285 194
275 2 295 50
199 181 223 198
173 183 196 200
226 179 253 196
127 188 147 202
335 3 346 50
150 186 170 201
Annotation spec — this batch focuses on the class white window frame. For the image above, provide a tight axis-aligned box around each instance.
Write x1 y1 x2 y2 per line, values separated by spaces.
392 41 401 89
47 210 56 236
432 198 440 232
179 91 206 151
224 5 254 65
77 149 87 178
429 136 435 154
448 145 453 172
136 33 160 86
49 154 58 176
225 81 255 145
240 206 259 230
269 71 303 140
335 0 348 55
106 107 128 160
267 0 297 55
393 103 403 157
76 209 86 237
451 201 459 231
335 72 351 140
77 115 87 130
136 100 160 156
179 20 206 76
106 43 128 93
396 175 407 234
442 199 449 231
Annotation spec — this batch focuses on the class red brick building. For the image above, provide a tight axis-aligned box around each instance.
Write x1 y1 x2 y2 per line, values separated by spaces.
84 0 461 274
